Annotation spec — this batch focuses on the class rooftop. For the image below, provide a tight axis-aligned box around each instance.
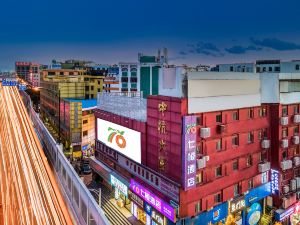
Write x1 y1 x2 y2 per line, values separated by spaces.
64 98 97 110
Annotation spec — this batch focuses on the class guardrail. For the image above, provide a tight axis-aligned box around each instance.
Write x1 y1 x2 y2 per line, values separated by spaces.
20 91 110 225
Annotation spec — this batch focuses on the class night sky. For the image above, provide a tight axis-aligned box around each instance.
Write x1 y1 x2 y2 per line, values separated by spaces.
1 0 300 70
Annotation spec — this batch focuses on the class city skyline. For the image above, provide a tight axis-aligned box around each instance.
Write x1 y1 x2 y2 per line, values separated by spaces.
1 0 300 70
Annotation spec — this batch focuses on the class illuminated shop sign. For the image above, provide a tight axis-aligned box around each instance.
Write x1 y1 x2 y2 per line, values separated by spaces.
230 197 246 214
128 190 144 209
271 169 279 195
130 179 176 222
182 116 197 191
275 206 294 221
110 174 128 197
97 118 141 163
246 203 262 225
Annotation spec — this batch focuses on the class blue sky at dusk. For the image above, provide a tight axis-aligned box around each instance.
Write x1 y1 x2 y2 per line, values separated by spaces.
1 0 300 70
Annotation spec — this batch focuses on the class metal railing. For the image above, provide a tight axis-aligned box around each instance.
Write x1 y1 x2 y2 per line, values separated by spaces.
20 91 110 225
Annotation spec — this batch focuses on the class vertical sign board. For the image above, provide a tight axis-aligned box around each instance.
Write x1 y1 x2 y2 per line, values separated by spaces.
271 169 279 195
182 116 197 191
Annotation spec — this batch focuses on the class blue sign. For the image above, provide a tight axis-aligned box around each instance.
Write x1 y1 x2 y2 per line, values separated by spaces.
82 144 88 151
18 84 27 91
275 206 295 221
271 170 279 195
246 203 262 225
2 78 18 86
144 202 152 216
192 202 228 225
245 182 271 206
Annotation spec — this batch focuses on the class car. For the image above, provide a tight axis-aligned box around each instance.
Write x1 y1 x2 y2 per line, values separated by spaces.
81 163 92 175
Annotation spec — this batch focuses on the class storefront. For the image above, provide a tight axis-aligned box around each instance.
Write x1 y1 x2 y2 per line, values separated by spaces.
189 202 228 225
228 196 246 225
110 173 131 210
130 179 176 225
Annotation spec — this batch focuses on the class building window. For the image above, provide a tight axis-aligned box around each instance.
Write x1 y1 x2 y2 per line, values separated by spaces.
294 105 299 114
246 155 252 167
98 88 100 92
234 184 240 197
196 172 203 184
215 165 222 177
282 151 287 160
230 66 233 72
258 130 263 140
83 120 88 124
294 126 299 135
232 111 239 120
248 108 254 119
91 86 94 91
196 116 202 126
282 128 288 138
195 201 201 213
216 114 222 123
98 81 100 85
216 139 222 151
85 94 89 99
214 193 222 203
268 67 272 72
233 160 238 171
85 86 89 91
296 65 300 71
275 66 280 72
248 179 253 189
247 132 254 143
91 94 94 98
294 147 300 155
282 106 288 116
83 131 88 136
259 107 267 117
232 134 239 146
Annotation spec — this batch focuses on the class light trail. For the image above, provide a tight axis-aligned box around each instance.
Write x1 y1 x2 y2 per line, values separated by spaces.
0 85 74 225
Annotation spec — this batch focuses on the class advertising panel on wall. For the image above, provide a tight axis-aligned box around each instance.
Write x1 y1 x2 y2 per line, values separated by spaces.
97 118 141 163
182 116 197 191
245 182 271 206
271 170 279 195
130 179 176 223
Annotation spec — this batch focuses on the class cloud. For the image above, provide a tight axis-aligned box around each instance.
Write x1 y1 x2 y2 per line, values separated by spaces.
225 45 262 54
184 41 223 57
250 38 300 51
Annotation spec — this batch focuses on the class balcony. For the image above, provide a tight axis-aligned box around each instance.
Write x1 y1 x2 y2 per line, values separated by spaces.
200 127 211 138
258 162 270 173
261 140 270 149
281 160 293 170
294 115 300 123
293 136 300 145
281 116 289 126
281 139 289 148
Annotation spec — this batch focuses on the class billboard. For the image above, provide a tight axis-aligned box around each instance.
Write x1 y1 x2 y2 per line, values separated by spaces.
97 118 141 163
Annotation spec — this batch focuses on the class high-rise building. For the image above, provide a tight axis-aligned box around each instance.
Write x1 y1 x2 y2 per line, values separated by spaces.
15 62 40 87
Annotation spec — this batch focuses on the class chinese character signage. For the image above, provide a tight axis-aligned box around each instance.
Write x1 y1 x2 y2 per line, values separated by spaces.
182 116 197 191
271 169 279 195
110 174 128 197
130 179 176 222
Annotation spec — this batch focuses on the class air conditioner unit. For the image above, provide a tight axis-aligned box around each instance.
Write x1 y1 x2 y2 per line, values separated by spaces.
258 162 271 173
217 124 227 134
296 177 300 189
293 136 300 145
261 140 270 149
281 160 293 170
294 115 300 123
281 117 289 126
281 139 289 148
197 158 206 169
204 155 210 162
200 127 211 138
294 157 300 167
291 179 297 191
282 197 289 209
283 185 290 194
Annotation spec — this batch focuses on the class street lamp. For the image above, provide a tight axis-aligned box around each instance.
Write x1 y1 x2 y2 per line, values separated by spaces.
34 86 61 144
